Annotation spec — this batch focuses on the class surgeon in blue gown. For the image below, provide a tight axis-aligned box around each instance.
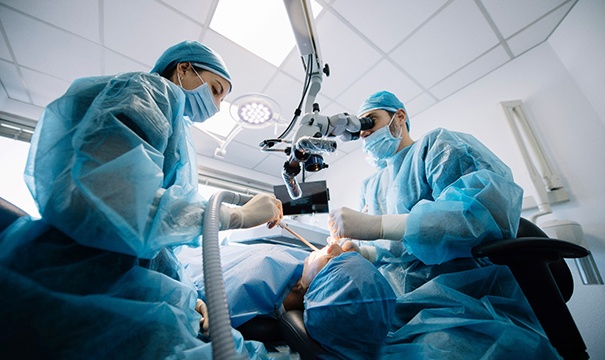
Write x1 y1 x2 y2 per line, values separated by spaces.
328 91 561 359
0 41 283 359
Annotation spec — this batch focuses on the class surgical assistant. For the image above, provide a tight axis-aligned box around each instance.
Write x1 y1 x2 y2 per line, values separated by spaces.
329 91 561 359
0 41 281 359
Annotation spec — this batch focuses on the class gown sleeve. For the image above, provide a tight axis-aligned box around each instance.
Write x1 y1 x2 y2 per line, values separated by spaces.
26 72 207 258
404 130 523 265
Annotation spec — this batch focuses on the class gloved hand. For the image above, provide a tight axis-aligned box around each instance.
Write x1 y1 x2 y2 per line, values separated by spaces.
195 299 209 336
340 240 378 263
220 193 283 230
328 207 408 241
328 207 381 240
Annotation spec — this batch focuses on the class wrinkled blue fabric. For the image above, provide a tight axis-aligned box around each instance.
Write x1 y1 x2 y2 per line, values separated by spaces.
25 72 207 259
356 127 560 359
361 128 524 265
0 218 267 359
179 243 309 328
361 241 560 359
304 252 397 359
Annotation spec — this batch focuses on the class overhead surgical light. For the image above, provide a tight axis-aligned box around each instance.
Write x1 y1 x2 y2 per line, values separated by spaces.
230 93 281 129
195 94 282 159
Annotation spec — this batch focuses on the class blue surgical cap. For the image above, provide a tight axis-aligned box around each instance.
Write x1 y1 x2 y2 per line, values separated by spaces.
358 90 409 130
151 40 232 91
304 252 396 358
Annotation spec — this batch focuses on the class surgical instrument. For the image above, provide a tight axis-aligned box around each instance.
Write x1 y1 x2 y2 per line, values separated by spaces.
277 221 319 251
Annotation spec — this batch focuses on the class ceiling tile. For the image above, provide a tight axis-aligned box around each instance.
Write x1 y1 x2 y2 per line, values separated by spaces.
280 48 308 80
103 0 203 68
261 71 303 122
313 11 382 98
21 67 71 107
103 50 149 75
481 0 569 38
0 96 44 120
203 29 278 103
190 127 222 157
390 0 500 88
0 28 11 62
0 81 7 105
158 0 215 24
0 8 102 81
0 0 100 42
430 45 510 99
336 58 424 112
507 2 575 56
0 0 581 180
405 92 437 118
214 139 267 169
252 153 288 177
332 0 449 52
0 59 28 102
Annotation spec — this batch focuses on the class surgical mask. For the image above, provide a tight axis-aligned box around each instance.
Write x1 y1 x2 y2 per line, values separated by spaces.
362 115 401 167
178 68 219 123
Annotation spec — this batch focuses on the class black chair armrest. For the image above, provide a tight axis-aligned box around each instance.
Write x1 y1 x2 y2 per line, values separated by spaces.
236 316 284 344
278 310 328 359
472 237 589 261
472 237 589 360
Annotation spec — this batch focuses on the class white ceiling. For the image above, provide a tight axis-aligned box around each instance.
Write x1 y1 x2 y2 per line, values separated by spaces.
0 0 577 185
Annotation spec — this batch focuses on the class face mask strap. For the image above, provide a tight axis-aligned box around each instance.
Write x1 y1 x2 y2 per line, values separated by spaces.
191 66 205 85
177 64 205 89
388 113 403 138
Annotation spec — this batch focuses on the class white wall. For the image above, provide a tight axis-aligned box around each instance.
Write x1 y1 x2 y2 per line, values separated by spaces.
319 1 605 358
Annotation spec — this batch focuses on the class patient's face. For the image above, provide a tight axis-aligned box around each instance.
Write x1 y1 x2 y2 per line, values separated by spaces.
300 243 344 289
282 243 345 311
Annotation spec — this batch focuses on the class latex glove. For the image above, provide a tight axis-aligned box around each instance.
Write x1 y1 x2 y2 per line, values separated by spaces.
328 207 408 241
338 240 377 263
195 299 209 336
220 193 283 230
328 207 381 240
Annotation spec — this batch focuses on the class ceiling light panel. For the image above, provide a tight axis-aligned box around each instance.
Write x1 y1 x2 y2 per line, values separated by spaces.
210 0 322 67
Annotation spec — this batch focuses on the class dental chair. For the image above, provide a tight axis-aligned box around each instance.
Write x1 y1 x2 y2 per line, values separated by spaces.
472 217 590 360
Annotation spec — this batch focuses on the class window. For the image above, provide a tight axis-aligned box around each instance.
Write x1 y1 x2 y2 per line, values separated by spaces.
0 136 40 217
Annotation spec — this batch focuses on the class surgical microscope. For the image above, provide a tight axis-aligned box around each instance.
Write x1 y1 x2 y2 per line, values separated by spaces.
259 0 374 200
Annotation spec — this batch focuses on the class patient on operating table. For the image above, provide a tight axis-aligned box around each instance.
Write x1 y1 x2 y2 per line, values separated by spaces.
178 241 397 358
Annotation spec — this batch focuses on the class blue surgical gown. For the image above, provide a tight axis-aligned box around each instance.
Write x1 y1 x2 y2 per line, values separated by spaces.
0 72 267 359
359 128 560 358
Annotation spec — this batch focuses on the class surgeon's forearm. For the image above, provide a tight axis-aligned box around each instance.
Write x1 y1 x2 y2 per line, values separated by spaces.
380 214 408 241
